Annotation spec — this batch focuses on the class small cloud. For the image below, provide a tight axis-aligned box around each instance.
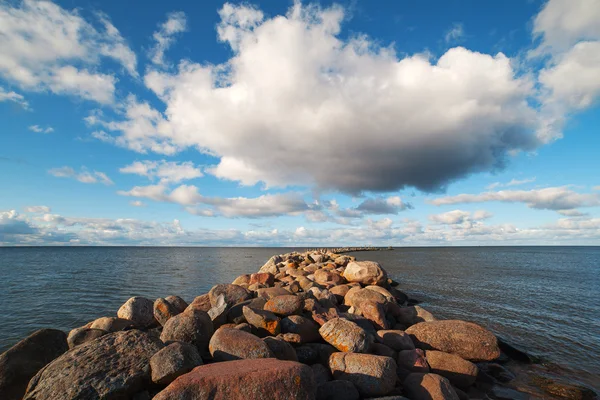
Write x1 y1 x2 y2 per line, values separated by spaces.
486 177 536 190
130 200 146 207
593 186 600 191
0 87 29 109
149 11 187 67
48 166 114 185
445 22 465 43
24 205 51 213
28 125 54 134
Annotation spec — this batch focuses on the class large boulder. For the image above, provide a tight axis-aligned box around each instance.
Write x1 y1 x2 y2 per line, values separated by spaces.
402 373 459 400
160 309 214 353
153 358 315 400
343 261 387 286
314 269 345 286
425 350 478 388
360 301 390 330
150 342 203 385
89 317 133 332
67 327 107 349
264 295 304 316
208 284 252 307
406 320 500 362
209 327 274 361
242 306 281 336
258 255 282 275
187 294 212 312
319 318 373 353
393 306 436 327
165 296 188 312
23 330 164 400
329 352 397 397
0 329 68 400
376 330 415 351
281 315 321 343
154 298 181 326
344 288 387 309
117 296 155 328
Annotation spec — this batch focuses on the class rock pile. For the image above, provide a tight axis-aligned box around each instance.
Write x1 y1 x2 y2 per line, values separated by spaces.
0 251 578 400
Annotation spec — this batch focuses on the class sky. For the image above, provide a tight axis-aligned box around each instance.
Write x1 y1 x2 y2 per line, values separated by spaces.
1 0 600 246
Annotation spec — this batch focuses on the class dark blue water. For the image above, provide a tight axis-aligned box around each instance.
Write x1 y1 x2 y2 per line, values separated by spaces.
0 246 598 391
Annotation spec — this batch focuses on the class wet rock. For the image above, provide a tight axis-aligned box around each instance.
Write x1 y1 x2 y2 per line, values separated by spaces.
403 373 459 400
530 375 598 400
160 309 214 353
477 363 515 383
311 363 331 385
165 296 188 313
242 306 281 336
263 336 298 361
376 330 415 351
497 338 533 364
209 327 274 361
150 342 203 385
90 316 133 332
250 272 275 286
319 318 373 353
425 350 478 388
264 295 304 316
154 298 181 326
316 380 360 400
187 294 212 312
154 358 314 400
0 329 68 400
490 385 530 400
406 320 500 362
343 261 387 286
208 284 252 307
118 296 155 328
393 306 436 327
24 330 164 400
67 327 106 349
281 315 321 343
397 349 430 373
256 286 291 300
329 352 397 397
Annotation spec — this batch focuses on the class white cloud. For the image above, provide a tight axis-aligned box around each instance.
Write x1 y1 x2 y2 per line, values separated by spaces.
486 177 536 190
445 23 465 43
0 86 29 108
0 0 136 104
428 186 600 211
48 166 114 185
129 200 145 207
28 125 54 134
88 2 541 194
120 160 202 183
429 209 492 225
149 12 187 67
23 206 51 213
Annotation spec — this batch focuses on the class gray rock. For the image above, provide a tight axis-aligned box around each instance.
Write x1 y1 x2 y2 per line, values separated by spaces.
67 327 107 349
160 309 214 353
118 296 155 328
150 342 203 385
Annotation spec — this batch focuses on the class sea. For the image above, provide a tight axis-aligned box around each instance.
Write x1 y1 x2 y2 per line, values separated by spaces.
0 246 598 392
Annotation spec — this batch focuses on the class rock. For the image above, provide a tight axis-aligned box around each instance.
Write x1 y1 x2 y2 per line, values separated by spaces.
329 284 352 302
397 349 430 373
264 295 304 316
258 255 282 274
187 294 212 312
0 329 68 400
490 385 530 400
394 306 436 327
319 318 373 353
530 375 598 400
67 327 107 349
154 298 181 326
329 352 397 397
345 288 388 309
406 320 500 362
403 373 459 400
365 286 396 303
256 286 291 300
343 261 387 286
314 269 345 286
165 296 188 313
376 330 415 351
263 337 298 361
208 284 252 307
209 327 274 361
425 350 478 388
208 295 229 329
242 306 281 336
340 313 378 334
117 296 155 328
250 272 275 286
154 358 314 400
160 309 214 353
371 343 398 359
497 338 533 364
234 323 252 332
278 332 303 345
295 344 319 364
227 298 266 324
304 343 338 366
281 315 321 343
90 316 133 332
477 363 515 383
311 363 331 385
316 380 360 400
360 301 390 330
24 330 164 400
150 342 203 385
232 274 251 285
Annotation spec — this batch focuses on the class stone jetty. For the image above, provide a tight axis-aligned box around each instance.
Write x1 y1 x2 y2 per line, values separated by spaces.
0 251 594 400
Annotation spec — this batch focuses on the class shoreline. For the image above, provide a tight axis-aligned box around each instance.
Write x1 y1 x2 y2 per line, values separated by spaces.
1 251 597 400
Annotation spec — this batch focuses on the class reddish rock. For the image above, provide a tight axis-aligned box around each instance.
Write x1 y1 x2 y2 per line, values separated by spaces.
186 294 212 312
360 301 390 330
150 342 203 385
425 350 478 388
264 295 304 316
153 358 315 400
281 315 321 343
311 306 340 326
406 320 500 362
344 288 387 309
154 298 181 326
160 310 214 353
376 330 415 351
397 349 430 373
232 274 251 285
165 296 188 313
0 329 68 400
403 373 459 400
208 284 252 307
242 306 281 336
314 269 345 286
208 327 274 361
394 306 436 327
250 272 275 286
89 317 133 332
319 318 373 353
329 284 352 302
329 352 397 397
256 287 291 300
277 332 303 345
343 261 387 286
67 327 106 349
364 286 396 303
117 296 155 328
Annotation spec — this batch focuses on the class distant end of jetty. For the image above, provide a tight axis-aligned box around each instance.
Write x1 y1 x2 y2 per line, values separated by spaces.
310 246 394 254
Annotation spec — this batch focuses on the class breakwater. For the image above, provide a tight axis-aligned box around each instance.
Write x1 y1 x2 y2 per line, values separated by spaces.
0 251 596 400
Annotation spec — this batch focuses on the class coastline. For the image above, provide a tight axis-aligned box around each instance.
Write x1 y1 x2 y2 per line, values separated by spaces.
0 251 597 400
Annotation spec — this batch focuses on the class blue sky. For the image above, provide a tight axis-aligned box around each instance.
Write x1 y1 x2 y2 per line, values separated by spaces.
1 0 599 246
